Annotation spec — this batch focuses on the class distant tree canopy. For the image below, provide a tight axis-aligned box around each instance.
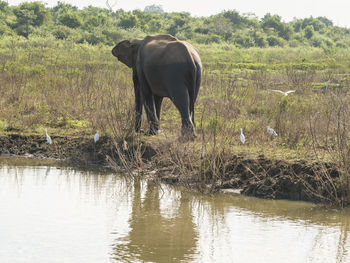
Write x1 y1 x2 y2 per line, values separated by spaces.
144 4 164 13
12 2 49 37
0 0 349 48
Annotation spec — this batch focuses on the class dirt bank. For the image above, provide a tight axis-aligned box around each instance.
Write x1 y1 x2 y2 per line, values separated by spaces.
0 133 111 165
0 133 344 205
158 154 343 204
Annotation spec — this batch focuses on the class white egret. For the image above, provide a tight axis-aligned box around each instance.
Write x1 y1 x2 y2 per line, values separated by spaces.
94 131 99 143
270 89 296 96
267 126 278 136
123 140 128 150
240 128 245 144
45 129 52 144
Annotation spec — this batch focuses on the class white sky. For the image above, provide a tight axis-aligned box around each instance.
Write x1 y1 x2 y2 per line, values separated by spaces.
6 0 350 28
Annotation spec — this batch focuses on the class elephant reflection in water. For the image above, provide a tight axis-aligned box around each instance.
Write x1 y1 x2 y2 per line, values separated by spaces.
111 180 197 262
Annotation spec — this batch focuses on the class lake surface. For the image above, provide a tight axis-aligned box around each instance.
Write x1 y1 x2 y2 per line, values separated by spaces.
1 156 350 263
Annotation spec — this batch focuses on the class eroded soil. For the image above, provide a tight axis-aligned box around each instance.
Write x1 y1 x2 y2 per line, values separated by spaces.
0 133 344 205
0 134 111 165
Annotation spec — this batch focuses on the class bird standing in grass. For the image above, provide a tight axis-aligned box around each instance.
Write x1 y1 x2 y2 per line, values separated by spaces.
240 128 245 144
267 126 278 137
45 129 52 144
94 131 99 143
123 140 128 150
270 89 296 96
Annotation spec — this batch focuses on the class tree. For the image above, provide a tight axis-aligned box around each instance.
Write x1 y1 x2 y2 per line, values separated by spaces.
317 16 333 27
13 1 48 37
13 9 36 37
147 19 162 33
167 14 188 36
144 4 164 13
304 25 314 39
206 15 234 40
53 1 78 13
118 12 138 29
262 13 293 40
301 17 325 31
14 2 48 27
267 35 285 46
0 0 8 12
253 31 268 47
0 0 9 24
58 11 82 28
221 10 248 28
84 12 109 28
292 19 303 32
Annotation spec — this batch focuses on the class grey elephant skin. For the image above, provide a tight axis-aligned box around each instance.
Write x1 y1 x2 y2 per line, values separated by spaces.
112 34 202 139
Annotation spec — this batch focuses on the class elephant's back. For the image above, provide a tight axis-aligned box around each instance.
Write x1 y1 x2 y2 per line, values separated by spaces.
138 35 200 97
140 35 196 65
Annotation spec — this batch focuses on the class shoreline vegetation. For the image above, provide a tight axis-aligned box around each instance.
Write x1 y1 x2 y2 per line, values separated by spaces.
1 2 350 206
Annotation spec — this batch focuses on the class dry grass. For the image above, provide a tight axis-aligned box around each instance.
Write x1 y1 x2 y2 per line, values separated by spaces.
1 37 350 205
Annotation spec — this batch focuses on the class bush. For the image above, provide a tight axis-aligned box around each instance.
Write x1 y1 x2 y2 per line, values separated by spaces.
81 30 107 45
118 13 139 29
13 1 48 27
53 25 74 40
304 25 314 39
0 22 15 36
58 11 82 29
267 35 285 47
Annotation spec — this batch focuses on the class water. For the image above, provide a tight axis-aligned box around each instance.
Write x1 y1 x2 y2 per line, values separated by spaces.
1 157 350 263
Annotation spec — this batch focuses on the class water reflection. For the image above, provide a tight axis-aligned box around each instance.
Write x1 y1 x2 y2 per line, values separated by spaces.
0 157 350 263
191 194 350 263
111 180 197 262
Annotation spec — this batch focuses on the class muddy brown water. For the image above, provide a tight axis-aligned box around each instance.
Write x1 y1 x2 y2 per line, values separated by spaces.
1 156 350 263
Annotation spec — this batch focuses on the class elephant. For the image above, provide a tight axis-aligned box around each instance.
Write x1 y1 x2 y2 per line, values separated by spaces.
112 34 202 140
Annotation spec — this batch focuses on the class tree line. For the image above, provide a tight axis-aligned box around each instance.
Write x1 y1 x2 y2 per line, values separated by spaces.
1 1 350 48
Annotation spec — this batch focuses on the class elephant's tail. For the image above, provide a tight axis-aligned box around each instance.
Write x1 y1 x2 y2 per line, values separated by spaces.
190 61 202 127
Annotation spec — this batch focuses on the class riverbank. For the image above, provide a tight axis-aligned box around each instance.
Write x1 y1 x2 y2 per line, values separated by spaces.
0 133 346 206
0 133 109 165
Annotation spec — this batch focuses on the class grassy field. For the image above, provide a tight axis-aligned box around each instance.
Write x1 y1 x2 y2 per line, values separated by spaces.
1 36 350 205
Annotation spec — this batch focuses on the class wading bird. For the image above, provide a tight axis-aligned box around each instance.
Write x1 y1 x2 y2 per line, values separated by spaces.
94 131 99 143
267 126 278 136
240 128 245 144
45 129 52 144
270 89 296 96
123 140 128 150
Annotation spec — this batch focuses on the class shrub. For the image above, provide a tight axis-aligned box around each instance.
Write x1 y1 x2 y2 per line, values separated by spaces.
267 35 285 47
58 11 82 28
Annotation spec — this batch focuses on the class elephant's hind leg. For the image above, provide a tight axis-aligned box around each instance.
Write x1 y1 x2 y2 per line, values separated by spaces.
143 95 160 135
137 68 160 136
169 88 196 140
154 95 163 124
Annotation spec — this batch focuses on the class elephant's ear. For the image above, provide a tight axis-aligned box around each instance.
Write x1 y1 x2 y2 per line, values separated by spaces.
112 40 138 68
